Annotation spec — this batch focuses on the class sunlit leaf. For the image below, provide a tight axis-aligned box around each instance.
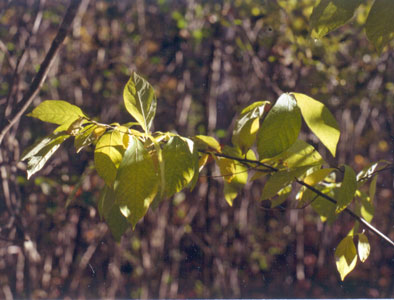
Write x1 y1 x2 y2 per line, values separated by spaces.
292 93 340 157
193 135 221 152
261 166 310 200
232 101 269 153
223 182 238 206
304 168 335 186
27 100 87 132
257 93 301 159
74 124 97 153
357 233 370 263
114 136 159 228
162 136 196 197
306 186 337 222
310 0 362 38
335 236 357 281
222 146 248 186
336 165 357 213
94 127 129 187
270 185 291 208
98 186 129 242
365 0 394 53
20 132 70 179
215 156 236 183
123 72 157 133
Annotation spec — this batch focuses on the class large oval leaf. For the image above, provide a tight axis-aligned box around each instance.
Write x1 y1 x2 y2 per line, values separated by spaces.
162 136 196 198
310 0 362 39
94 127 129 187
114 136 159 228
232 101 269 153
292 93 340 157
123 72 157 133
336 165 357 213
257 93 301 159
27 100 87 132
365 0 394 53
335 236 357 281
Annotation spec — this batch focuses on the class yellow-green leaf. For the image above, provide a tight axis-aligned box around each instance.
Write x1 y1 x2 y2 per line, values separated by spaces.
20 132 70 179
123 72 157 133
261 166 310 200
94 127 129 187
357 233 370 263
270 185 291 208
224 182 238 206
232 101 269 154
216 157 236 183
310 0 362 39
336 165 357 213
335 236 357 281
193 135 221 152
74 124 97 153
309 186 337 222
27 100 87 132
114 136 159 228
304 168 335 186
257 93 301 159
162 136 196 197
292 93 340 157
365 0 394 53
98 186 129 242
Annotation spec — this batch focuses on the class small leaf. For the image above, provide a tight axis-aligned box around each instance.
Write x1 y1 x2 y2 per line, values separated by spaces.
304 168 335 186
309 186 337 222
357 233 370 263
292 93 340 157
21 132 70 179
335 236 358 281
74 124 97 153
223 182 238 206
27 100 87 132
114 136 159 228
365 0 394 53
162 136 196 197
193 135 221 152
222 146 248 186
94 127 129 187
257 93 301 159
336 165 357 213
215 157 236 183
123 72 157 133
98 186 129 242
270 185 291 208
232 101 269 153
310 0 362 39
261 166 310 200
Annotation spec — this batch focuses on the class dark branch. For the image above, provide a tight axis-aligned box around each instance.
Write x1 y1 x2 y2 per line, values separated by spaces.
0 0 82 145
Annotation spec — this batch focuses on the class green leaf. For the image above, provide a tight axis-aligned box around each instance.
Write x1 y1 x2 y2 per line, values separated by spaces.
94 127 129 187
215 156 236 183
98 186 129 242
357 233 370 263
304 168 335 186
74 124 97 153
257 93 301 159
27 100 87 132
223 182 238 206
193 135 221 152
232 101 269 153
336 165 357 213
114 136 159 228
292 93 340 157
123 72 157 133
273 140 324 169
270 185 291 208
309 186 337 222
358 190 374 223
261 166 310 200
222 146 248 186
310 0 362 39
365 0 394 53
335 236 357 281
162 136 196 198
21 132 70 179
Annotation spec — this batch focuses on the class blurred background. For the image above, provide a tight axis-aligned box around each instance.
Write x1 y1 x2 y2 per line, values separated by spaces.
0 0 393 298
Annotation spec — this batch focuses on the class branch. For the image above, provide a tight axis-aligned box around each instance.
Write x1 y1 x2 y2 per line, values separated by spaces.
0 0 82 145
200 150 394 248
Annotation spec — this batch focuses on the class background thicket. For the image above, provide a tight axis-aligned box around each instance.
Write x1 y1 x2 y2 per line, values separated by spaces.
0 0 393 298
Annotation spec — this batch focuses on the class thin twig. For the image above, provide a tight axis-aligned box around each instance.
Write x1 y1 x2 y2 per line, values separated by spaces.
0 0 82 145
201 150 394 248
